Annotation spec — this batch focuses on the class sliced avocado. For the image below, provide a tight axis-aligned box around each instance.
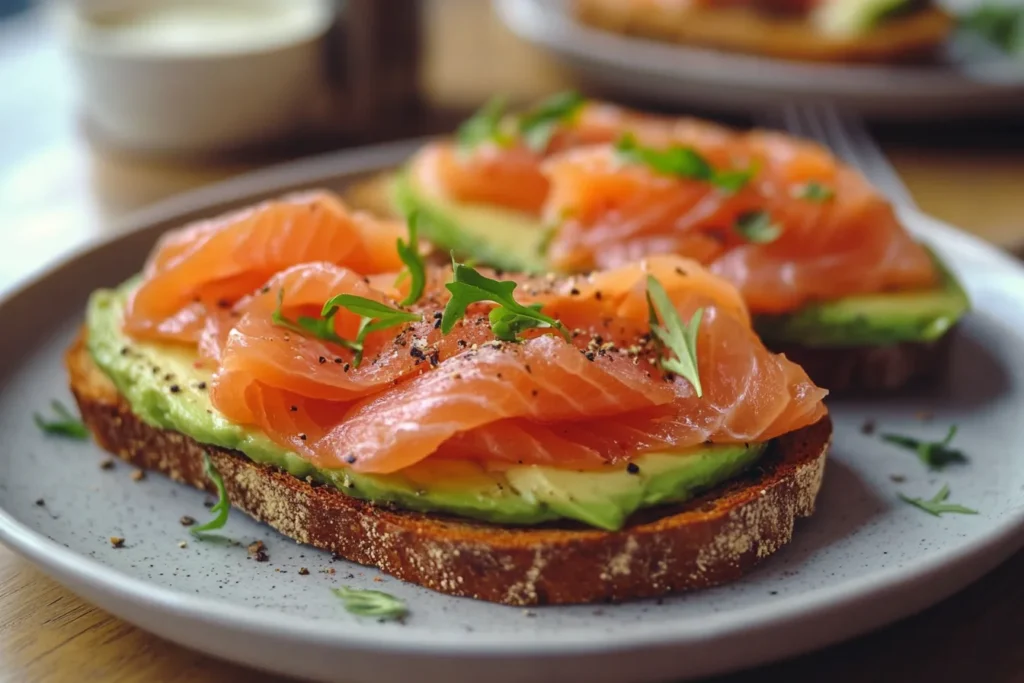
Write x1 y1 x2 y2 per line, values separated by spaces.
812 0 919 36
392 169 548 273
86 281 765 530
506 444 763 530
754 252 969 347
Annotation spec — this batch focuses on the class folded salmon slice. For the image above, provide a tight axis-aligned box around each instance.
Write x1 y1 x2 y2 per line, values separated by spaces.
198 257 826 474
543 141 937 313
409 99 938 314
123 191 405 344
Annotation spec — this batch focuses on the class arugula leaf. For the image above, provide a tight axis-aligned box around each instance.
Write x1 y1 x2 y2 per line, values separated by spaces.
34 400 89 439
518 90 585 152
191 453 230 535
881 425 967 470
616 133 712 179
712 168 756 195
961 4 1024 55
271 288 359 351
796 182 835 203
646 276 703 397
441 260 568 341
321 294 422 367
488 304 556 342
614 133 754 194
899 484 978 517
321 294 420 323
331 586 408 620
734 210 781 244
457 96 511 151
397 213 426 306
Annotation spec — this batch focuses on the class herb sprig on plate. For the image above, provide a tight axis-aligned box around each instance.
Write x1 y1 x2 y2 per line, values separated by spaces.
899 484 978 517
331 586 408 620
881 425 968 470
191 453 230 535
34 400 89 439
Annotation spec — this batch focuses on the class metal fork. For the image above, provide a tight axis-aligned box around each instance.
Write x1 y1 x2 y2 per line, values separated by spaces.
755 103 918 209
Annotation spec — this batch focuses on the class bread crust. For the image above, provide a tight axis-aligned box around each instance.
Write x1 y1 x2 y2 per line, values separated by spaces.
573 0 953 63
772 330 954 395
67 332 830 606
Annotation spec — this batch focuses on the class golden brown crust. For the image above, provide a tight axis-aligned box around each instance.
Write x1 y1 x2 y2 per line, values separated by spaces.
574 0 953 63
67 331 830 605
772 330 954 395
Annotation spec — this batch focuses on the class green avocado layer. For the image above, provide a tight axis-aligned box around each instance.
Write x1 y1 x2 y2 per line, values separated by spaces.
87 282 764 531
394 169 968 348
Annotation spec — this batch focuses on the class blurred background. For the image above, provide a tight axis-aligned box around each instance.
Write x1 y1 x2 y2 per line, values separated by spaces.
0 0 1022 295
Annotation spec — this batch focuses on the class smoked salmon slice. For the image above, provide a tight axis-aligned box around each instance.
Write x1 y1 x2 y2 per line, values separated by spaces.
196 256 825 474
124 191 405 344
408 97 938 314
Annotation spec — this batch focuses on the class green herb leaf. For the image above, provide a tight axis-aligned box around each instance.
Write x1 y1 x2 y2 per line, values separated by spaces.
899 484 978 517
321 294 421 323
796 182 835 203
457 96 511 151
34 400 89 439
191 453 230 535
961 4 1024 55
321 294 422 368
271 288 359 351
881 425 967 470
397 213 427 306
646 276 703 397
712 168 756 195
614 133 754 194
441 259 568 342
331 586 408 620
518 90 586 152
488 304 555 342
616 133 712 180
734 210 782 244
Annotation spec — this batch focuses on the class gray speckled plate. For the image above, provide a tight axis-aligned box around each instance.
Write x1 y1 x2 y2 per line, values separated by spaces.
1 141 1023 683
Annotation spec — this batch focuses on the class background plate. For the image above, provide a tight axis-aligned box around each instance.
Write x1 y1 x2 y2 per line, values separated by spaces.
0 141 1022 683
494 0 1024 119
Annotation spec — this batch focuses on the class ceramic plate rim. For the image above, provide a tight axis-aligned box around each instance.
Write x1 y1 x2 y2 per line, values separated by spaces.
1 140 1023 658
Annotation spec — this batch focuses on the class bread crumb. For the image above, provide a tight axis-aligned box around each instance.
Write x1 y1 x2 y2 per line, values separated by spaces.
179 515 195 526
247 540 269 562
298 567 309 576
110 536 125 548
131 470 146 482
178 541 187 549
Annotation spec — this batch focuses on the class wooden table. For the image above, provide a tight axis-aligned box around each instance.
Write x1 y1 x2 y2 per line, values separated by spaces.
0 3 1022 682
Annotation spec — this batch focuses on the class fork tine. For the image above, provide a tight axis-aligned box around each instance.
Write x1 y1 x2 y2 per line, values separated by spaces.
817 103 917 208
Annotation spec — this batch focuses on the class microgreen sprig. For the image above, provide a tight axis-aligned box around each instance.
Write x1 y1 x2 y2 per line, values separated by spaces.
646 276 703 397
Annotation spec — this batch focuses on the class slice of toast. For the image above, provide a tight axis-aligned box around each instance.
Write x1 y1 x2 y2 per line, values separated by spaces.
573 0 953 63
772 332 954 395
67 331 831 606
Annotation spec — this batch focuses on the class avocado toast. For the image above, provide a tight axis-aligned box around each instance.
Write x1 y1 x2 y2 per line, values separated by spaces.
393 95 969 393
69 190 831 605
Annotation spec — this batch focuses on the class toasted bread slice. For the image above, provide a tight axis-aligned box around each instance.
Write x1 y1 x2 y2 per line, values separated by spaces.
773 331 955 395
574 0 952 63
67 331 830 605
